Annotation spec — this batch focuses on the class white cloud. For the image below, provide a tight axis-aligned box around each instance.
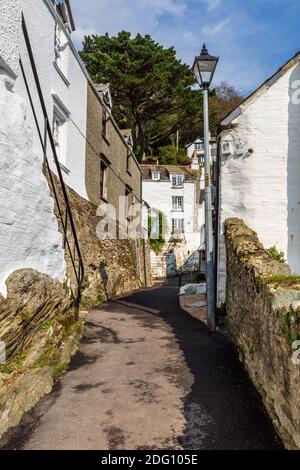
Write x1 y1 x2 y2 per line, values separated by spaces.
202 18 230 35
71 0 187 47
182 31 198 43
70 0 296 94
203 0 221 11
143 0 187 15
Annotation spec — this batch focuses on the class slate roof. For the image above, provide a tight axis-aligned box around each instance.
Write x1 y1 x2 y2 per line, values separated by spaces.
140 164 199 182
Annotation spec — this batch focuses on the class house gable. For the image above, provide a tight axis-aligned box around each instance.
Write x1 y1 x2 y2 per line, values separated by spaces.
221 51 300 127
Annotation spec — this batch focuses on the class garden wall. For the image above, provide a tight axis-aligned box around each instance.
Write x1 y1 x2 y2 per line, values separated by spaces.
225 218 300 449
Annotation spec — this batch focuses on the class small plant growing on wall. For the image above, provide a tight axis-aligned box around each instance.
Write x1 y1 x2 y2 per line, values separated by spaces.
266 245 285 263
148 209 168 254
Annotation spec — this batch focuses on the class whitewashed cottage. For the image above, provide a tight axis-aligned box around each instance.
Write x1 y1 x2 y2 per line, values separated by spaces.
141 163 205 277
217 52 300 306
186 136 217 169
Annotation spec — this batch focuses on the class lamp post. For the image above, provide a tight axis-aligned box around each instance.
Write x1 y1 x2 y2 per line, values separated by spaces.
192 44 219 332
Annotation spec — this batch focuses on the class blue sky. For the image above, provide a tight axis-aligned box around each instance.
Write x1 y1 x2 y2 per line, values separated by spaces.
71 0 300 95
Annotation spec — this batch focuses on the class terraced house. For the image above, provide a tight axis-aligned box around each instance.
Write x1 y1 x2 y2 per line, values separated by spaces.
141 163 205 277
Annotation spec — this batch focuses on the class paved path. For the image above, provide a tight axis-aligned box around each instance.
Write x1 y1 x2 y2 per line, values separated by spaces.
0 279 282 450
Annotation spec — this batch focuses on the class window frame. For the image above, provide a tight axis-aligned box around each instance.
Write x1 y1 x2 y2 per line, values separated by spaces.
100 158 109 201
195 142 204 151
152 171 161 181
102 107 108 140
125 186 133 222
172 196 184 212
126 149 132 174
171 218 184 235
52 101 68 166
171 173 184 188
53 23 69 83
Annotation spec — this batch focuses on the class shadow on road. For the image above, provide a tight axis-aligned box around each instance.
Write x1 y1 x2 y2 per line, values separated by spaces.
122 277 283 450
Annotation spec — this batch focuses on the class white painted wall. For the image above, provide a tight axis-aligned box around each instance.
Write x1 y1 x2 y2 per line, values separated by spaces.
142 177 205 275
0 0 21 76
0 0 92 296
0 63 66 296
218 60 300 305
15 0 88 199
187 138 204 159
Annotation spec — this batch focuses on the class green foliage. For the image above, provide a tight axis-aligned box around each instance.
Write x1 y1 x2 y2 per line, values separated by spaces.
157 145 190 165
20 310 31 321
52 363 68 379
42 320 54 331
263 274 300 287
93 293 107 306
63 279 71 296
266 246 285 263
284 311 300 346
80 33 241 159
209 82 244 132
148 210 168 254
80 32 194 159
0 353 25 375
196 273 206 283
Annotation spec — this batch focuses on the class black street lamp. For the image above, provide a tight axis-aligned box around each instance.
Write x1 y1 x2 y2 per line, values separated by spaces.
192 44 219 332
192 44 219 89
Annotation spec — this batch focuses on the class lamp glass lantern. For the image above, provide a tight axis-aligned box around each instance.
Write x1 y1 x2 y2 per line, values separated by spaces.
192 44 219 89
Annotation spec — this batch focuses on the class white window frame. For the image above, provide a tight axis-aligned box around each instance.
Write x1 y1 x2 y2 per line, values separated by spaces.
52 97 69 167
172 196 184 211
54 23 69 81
172 173 184 188
222 141 232 155
152 171 160 181
172 218 184 235
100 159 109 201
195 142 204 151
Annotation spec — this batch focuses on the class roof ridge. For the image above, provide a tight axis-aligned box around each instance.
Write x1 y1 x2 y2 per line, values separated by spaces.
221 50 300 127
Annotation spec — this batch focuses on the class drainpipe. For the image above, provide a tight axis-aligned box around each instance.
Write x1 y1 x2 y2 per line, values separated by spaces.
214 125 222 322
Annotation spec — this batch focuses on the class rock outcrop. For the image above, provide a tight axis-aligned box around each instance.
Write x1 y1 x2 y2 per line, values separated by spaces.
0 268 84 439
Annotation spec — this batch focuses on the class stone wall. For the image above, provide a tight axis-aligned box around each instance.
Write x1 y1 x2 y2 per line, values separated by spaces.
85 83 142 213
225 218 300 449
48 172 152 308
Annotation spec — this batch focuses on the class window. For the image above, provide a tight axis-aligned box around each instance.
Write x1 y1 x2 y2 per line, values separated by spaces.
200 189 205 204
195 142 204 151
53 104 68 165
102 108 108 138
222 141 232 154
172 218 184 234
127 149 131 173
100 160 108 200
54 24 69 80
152 171 160 181
172 173 184 188
52 0 75 33
125 187 133 221
172 196 184 211
199 155 205 166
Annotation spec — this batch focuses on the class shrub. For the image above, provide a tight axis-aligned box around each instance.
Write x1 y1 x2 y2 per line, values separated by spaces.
148 209 168 254
266 245 285 263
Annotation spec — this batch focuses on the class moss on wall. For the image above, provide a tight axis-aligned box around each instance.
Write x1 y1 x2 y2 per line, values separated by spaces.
225 218 300 450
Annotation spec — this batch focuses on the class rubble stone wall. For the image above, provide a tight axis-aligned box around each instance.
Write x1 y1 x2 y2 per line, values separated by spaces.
225 218 300 449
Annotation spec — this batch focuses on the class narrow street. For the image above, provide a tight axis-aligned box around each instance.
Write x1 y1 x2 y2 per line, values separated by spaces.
0 279 282 450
